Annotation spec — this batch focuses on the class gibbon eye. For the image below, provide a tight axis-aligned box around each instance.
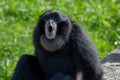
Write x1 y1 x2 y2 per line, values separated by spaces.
44 18 49 21
60 20 68 26
54 17 57 21
63 20 68 24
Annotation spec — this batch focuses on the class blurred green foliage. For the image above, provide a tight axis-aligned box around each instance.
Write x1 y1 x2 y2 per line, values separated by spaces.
0 0 120 79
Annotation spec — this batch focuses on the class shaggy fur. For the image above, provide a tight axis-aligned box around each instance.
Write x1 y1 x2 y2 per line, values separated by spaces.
12 10 103 80
33 10 103 80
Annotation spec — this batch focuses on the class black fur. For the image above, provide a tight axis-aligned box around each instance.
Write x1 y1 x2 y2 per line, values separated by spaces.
12 55 46 80
12 10 103 80
12 55 72 80
33 10 103 80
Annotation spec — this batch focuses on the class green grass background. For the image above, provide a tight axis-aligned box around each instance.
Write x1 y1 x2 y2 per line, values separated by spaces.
0 0 120 79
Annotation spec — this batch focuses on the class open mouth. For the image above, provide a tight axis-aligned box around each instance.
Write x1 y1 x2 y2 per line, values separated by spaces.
48 26 53 32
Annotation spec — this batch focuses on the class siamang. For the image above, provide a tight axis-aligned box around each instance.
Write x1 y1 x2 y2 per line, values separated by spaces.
12 10 103 80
